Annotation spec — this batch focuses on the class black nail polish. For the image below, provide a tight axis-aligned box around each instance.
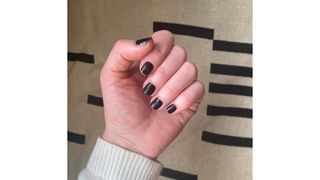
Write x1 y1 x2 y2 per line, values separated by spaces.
150 98 162 110
167 104 177 114
140 62 153 76
143 83 156 96
136 37 151 46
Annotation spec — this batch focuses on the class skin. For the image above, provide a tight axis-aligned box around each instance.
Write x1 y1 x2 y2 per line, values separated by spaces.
100 30 205 159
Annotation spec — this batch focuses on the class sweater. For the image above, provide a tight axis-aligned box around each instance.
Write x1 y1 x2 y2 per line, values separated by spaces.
78 137 163 180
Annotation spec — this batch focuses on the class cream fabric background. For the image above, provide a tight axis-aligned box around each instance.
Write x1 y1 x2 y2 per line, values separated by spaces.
68 0 252 179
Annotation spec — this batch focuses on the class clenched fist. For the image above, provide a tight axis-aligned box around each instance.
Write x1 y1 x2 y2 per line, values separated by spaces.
100 30 204 159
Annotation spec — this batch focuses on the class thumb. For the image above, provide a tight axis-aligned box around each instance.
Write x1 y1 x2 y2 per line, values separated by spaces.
102 37 154 78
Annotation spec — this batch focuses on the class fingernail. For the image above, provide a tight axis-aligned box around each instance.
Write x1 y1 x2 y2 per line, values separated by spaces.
136 37 151 46
150 98 162 110
143 83 156 96
140 62 153 76
167 104 177 114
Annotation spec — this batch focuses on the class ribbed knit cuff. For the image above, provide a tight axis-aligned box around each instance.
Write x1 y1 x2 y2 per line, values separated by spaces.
85 137 163 180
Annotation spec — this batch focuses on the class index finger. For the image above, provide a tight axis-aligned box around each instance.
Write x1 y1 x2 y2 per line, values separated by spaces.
139 30 175 76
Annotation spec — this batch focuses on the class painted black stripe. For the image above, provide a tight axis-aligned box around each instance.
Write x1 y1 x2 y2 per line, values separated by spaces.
153 21 214 39
68 52 94 64
207 105 252 118
213 40 252 54
68 131 85 144
211 63 252 77
160 168 197 180
87 95 103 107
202 131 252 148
209 82 252 96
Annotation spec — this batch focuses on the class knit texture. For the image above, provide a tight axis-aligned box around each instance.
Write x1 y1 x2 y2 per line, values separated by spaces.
78 137 163 180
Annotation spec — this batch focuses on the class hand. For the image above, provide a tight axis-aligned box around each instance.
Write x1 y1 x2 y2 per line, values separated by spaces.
100 30 204 159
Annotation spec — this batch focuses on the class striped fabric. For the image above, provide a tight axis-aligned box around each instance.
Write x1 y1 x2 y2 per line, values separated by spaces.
68 0 252 179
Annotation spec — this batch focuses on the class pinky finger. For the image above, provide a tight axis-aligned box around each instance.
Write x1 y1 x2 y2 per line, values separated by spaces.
166 80 204 115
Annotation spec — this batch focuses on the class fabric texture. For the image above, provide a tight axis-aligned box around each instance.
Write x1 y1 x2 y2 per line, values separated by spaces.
78 137 163 180
68 0 252 179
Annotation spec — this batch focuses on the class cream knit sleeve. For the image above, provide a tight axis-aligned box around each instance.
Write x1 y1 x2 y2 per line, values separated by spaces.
78 137 163 180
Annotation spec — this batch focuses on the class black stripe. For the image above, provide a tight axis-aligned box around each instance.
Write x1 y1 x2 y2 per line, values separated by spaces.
207 105 252 118
213 40 252 54
211 63 252 77
68 52 94 64
68 131 85 144
209 82 252 96
153 21 214 39
160 168 197 180
87 95 103 107
202 131 252 148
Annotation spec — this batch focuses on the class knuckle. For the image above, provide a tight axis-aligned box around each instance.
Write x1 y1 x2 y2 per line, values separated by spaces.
173 45 187 61
184 61 198 77
161 30 174 38
181 94 193 105
195 81 205 92
114 39 124 48
155 30 175 43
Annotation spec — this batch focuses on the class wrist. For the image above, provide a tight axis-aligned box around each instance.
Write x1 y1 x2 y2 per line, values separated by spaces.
102 129 160 159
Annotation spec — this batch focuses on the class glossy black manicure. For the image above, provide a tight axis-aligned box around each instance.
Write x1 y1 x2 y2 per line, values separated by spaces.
150 98 163 110
136 37 151 46
143 83 156 96
140 62 153 76
167 104 177 114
